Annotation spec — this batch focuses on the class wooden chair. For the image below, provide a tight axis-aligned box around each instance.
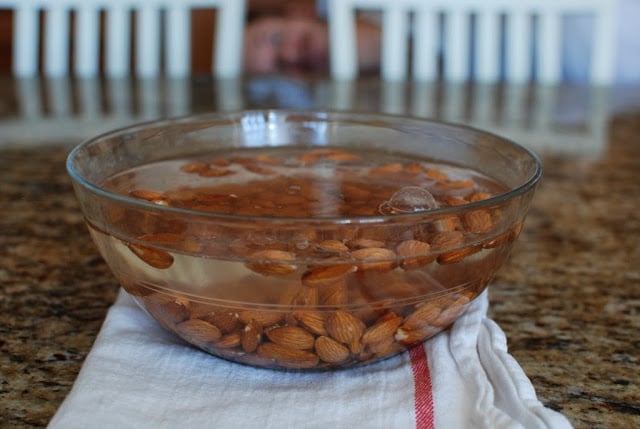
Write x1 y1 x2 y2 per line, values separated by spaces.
0 0 247 78
327 0 618 84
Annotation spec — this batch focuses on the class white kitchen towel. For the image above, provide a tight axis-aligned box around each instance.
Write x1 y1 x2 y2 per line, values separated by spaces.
48 289 572 429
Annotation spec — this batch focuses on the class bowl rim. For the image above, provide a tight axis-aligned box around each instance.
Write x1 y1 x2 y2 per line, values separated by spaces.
66 109 543 224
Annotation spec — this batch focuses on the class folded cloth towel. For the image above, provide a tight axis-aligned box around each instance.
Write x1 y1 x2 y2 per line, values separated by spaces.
48 288 572 429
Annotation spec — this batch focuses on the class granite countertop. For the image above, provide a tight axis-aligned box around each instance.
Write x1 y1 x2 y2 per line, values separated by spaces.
1 79 639 428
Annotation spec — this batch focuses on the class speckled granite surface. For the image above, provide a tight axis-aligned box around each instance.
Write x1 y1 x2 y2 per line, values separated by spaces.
1 80 639 428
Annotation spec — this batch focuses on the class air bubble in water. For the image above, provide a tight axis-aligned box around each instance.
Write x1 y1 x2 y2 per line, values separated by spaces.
380 186 439 214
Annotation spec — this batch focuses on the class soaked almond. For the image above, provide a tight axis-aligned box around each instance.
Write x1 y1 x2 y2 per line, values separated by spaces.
241 319 263 353
464 210 493 233
319 280 349 306
129 189 168 204
238 310 283 327
315 336 350 363
266 326 315 350
315 240 349 254
349 238 385 249
180 161 209 173
245 249 297 275
215 332 242 349
293 311 327 336
402 302 442 331
176 319 222 344
467 191 493 202
351 247 397 271
201 311 240 334
437 244 481 264
326 311 365 347
430 231 464 250
257 343 319 369
396 240 434 270
301 264 357 287
362 312 403 346
290 286 319 306
127 242 174 269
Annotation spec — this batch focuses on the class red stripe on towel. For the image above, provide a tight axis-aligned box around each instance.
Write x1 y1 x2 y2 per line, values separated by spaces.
409 345 435 429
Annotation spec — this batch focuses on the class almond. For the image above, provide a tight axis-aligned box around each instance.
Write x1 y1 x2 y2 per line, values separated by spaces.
245 249 297 276
290 285 319 307
396 240 435 270
266 326 315 350
238 310 283 327
257 343 319 369
402 302 442 331
326 311 365 346
315 336 350 363
394 324 441 345
201 311 240 334
350 247 397 272
437 244 481 264
129 189 168 204
294 311 327 336
143 294 190 328
175 319 222 344
430 230 464 250
315 239 349 254
362 312 403 346
464 209 493 233
179 161 209 173
319 280 349 306
215 332 242 349
241 319 263 353
127 242 174 269
301 264 357 287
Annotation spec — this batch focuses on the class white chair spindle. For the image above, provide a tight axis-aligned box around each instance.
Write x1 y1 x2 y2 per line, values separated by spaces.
13 4 39 77
106 5 131 78
75 6 101 78
412 9 439 82
537 11 561 84
506 10 531 83
44 6 70 77
214 0 247 78
380 6 409 82
444 8 470 82
328 0 358 80
165 3 190 78
476 10 500 83
591 5 616 85
135 5 161 78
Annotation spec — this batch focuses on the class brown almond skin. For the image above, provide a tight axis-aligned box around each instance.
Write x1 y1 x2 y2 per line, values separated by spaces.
266 326 316 350
245 249 297 276
396 240 435 270
257 343 320 369
326 311 366 346
176 319 222 345
301 264 357 287
464 209 493 233
294 311 327 336
241 319 263 353
127 243 174 269
315 336 351 363
350 247 397 272
362 313 403 346
214 332 242 349
402 302 442 331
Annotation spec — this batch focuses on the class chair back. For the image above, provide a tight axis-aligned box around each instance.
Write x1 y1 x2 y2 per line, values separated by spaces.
1 0 246 78
328 0 618 83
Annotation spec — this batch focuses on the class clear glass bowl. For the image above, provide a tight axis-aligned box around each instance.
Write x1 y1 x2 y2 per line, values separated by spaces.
67 110 542 370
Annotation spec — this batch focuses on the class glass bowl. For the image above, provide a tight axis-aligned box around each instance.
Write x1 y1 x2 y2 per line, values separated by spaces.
67 110 542 370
